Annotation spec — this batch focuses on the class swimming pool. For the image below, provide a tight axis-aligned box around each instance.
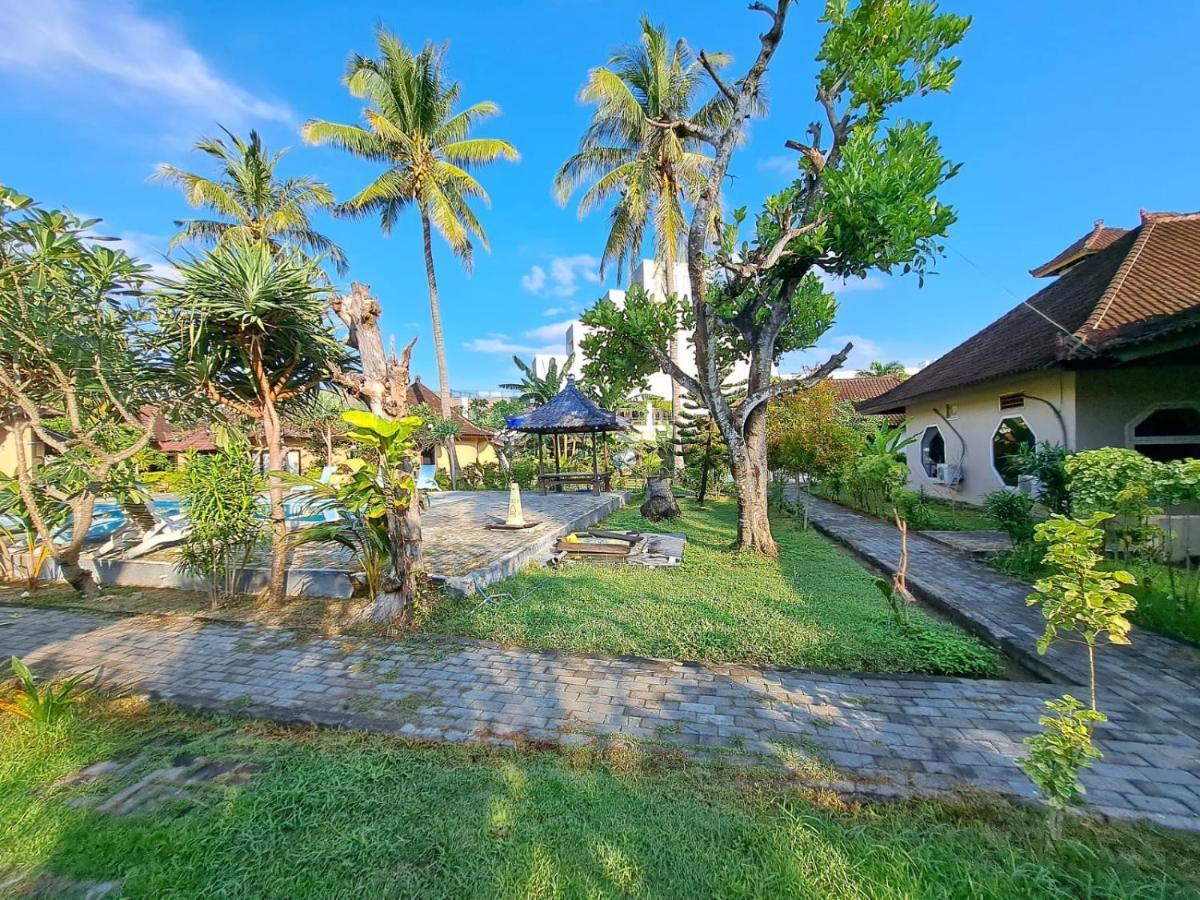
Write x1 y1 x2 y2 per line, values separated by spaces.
85 496 326 539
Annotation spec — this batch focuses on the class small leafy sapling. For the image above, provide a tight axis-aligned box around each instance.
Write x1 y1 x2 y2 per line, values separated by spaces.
1026 513 1137 711
1019 696 1105 840
1019 513 1137 831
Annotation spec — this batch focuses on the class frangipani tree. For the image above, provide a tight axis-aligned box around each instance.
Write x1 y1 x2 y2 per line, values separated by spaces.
578 0 968 554
160 240 349 601
0 187 175 595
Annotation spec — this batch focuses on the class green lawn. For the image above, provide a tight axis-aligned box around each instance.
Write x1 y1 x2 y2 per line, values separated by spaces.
422 498 1001 677
3 700 1198 899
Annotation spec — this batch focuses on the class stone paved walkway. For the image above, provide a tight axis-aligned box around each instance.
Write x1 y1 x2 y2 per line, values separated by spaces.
3 600 1199 830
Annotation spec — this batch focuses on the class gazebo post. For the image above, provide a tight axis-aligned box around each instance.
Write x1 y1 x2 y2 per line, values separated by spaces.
537 434 546 496
591 430 599 495
553 432 562 491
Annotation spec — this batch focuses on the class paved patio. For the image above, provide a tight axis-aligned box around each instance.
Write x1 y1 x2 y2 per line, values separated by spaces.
85 490 627 597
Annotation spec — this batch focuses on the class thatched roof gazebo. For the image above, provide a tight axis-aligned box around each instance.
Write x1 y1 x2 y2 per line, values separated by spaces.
507 376 627 495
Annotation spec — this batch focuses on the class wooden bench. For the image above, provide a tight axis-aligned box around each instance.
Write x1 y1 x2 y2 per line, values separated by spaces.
537 471 613 496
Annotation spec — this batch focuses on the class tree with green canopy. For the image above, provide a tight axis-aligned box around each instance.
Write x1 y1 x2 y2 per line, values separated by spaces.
0 186 177 596
555 17 736 469
302 29 518 486
153 128 347 274
578 0 968 554
857 360 908 378
159 240 350 601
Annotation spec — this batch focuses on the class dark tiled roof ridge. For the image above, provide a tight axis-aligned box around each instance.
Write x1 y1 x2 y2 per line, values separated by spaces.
1080 219 1157 338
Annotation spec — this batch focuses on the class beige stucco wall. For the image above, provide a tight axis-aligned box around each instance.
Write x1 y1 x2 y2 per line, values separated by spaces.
433 438 498 472
1074 363 1200 450
899 370 1077 505
0 418 44 477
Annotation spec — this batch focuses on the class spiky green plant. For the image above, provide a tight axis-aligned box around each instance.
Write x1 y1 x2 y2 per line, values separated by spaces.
1 657 92 729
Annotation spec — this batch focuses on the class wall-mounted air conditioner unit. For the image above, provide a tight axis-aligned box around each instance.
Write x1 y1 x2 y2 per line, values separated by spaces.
936 464 962 486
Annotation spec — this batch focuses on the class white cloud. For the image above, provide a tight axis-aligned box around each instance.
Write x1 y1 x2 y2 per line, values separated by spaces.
464 319 577 357
542 306 567 317
0 0 292 128
757 155 800 177
520 254 601 298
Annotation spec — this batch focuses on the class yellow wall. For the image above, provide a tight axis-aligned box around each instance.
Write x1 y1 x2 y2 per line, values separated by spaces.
432 438 498 472
0 418 44 477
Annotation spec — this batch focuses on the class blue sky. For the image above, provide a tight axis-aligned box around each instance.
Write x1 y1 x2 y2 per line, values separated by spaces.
2 0 1198 390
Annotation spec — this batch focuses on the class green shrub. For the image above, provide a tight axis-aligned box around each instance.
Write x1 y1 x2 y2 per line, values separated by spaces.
984 490 1036 544
1019 695 1106 836
1016 442 1071 514
892 488 934 530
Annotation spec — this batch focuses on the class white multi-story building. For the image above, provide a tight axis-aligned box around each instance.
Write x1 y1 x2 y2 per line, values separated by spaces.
533 260 753 441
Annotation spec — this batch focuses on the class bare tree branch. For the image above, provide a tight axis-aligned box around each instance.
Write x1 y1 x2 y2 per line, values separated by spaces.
699 51 737 104
737 341 853 428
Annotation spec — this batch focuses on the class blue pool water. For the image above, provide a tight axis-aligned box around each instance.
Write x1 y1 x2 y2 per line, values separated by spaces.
86 497 325 539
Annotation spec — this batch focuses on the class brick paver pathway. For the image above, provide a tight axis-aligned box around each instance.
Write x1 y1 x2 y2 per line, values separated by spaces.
3 601 1199 830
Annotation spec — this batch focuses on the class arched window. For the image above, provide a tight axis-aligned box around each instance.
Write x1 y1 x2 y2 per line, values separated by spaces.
1128 405 1200 462
920 426 945 477
992 417 1035 487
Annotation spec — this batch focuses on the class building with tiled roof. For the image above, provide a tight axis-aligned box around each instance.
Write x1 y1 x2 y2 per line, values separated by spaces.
860 211 1200 504
407 377 499 474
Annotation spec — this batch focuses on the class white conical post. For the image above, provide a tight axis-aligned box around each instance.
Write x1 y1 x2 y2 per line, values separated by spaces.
506 482 525 527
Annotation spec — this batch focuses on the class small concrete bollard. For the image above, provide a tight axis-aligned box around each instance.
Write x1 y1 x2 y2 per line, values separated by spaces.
505 483 526 527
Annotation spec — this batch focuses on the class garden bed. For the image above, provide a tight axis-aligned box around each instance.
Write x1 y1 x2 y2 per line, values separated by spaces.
2 697 1197 898
422 497 1002 677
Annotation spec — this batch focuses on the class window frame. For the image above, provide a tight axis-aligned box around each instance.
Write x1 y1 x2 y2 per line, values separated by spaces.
918 425 946 481
991 415 1037 488
1125 401 1200 460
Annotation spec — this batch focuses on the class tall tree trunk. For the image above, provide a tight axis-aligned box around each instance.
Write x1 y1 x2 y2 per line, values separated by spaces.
261 398 289 602
420 209 460 489
330 282 415 418
731 402 777 556
662 258 685 471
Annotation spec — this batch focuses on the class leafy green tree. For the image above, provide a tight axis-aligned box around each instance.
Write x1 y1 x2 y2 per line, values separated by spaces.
1019 695 1106 839
154 128 347 274
160 240 349 602
572 1 968 554
176 440 267 610
466 397 525 432
0 187 174 596
555 18 736 465
857 360 908 379
302 29 518 486
287 411 424 624
766 381 866 485
286 391 358 467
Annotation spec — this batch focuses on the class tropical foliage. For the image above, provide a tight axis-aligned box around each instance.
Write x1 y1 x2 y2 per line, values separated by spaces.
160 239 348 601
500 354 574 407
154 128 347 274
0 186 172 595
0 656 91 729
176 438 267 609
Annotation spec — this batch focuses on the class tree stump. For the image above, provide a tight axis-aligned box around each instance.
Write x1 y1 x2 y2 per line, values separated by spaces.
640 476 681 521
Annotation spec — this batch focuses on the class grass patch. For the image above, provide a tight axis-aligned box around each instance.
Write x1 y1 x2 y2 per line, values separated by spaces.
2 698 1198 898
422 498 1000 677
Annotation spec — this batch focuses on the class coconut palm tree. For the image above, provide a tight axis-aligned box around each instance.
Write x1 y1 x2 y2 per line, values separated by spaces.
153 128 348 274
857 360 909 379
301 29 518 485
554 17 735 468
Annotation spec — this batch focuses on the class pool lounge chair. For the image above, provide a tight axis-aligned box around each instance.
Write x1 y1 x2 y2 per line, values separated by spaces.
416 464 441 491
111 506 191 560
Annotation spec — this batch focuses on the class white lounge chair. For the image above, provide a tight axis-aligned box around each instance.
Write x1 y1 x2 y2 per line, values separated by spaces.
117 507 191 560
416 464 441 491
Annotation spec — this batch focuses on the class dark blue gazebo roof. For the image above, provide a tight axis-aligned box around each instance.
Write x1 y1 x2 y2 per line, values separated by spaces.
507 377 627 435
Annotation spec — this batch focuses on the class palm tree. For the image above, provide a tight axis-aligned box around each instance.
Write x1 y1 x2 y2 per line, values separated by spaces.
153 128 347 274
301 29 518 485
857 360 909 379
554 17 734 468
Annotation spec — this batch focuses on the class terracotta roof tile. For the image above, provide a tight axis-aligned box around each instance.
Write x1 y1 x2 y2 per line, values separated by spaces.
829 374 905 404
407 380 495 440
861 212 1200 413
1029 220 1130 277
